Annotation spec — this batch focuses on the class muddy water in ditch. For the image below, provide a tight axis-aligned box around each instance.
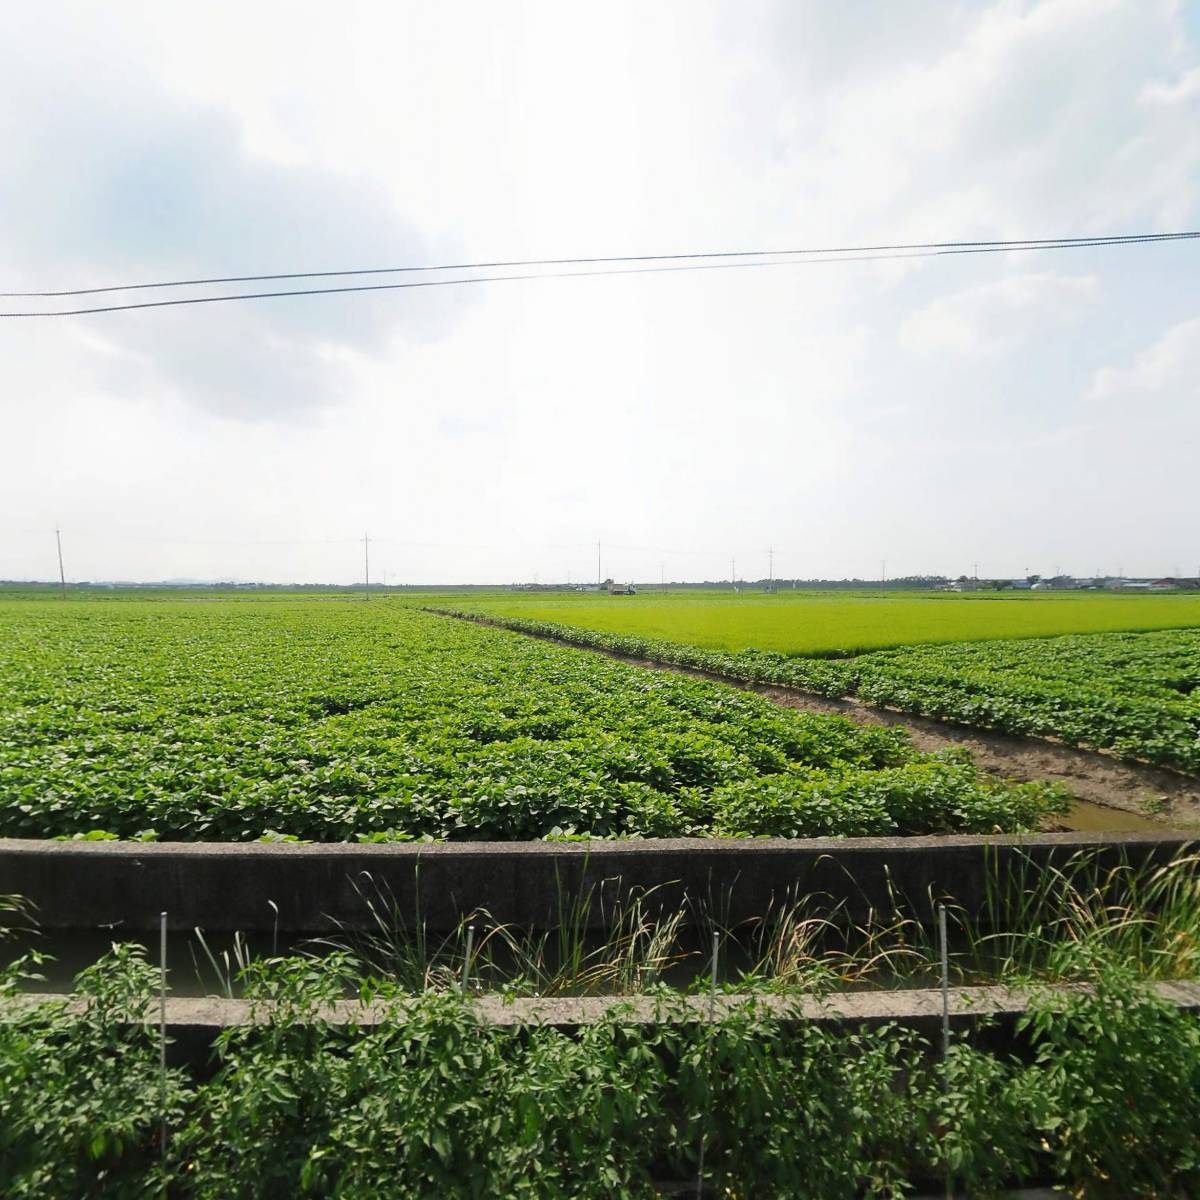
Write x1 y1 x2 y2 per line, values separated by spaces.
1058 798 1173 833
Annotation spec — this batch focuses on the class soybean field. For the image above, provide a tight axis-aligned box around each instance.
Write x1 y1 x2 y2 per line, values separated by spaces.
0 596 1064 842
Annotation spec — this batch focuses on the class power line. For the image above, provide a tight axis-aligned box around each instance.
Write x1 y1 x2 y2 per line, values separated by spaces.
4 230 1193 299
2 231 1196 318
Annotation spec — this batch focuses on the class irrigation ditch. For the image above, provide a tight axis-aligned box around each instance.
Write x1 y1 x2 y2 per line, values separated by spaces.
433 608 1200 829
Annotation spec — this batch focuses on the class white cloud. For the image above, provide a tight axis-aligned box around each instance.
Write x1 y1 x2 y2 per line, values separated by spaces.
1088 316 1200 400
2 0 1199 582
898 272 1098 355
1140 65 1200 106
742 0 1200 237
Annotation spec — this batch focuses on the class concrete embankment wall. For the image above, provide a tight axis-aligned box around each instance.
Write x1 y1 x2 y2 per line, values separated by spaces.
2 831 1191 933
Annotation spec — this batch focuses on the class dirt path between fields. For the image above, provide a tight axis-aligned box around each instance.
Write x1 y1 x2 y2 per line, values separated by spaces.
440 611 1200 830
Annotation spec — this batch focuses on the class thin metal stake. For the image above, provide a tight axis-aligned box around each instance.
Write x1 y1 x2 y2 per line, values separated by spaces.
159 911 168 1164
461 924 475 993
938 902 952 1200
696 929 720 1199
709 929 719 1021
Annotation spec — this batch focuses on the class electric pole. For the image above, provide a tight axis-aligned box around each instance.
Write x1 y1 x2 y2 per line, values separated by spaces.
660 561 665 588
731 557 736 590
597 541 601 589
768 546 774 585
362 532 370 600
55 528 66 599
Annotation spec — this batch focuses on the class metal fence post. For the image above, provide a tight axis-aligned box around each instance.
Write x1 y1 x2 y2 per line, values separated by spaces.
461 924 476 994
696 929 720 1199
159 911 168 1167
939 902 953 1200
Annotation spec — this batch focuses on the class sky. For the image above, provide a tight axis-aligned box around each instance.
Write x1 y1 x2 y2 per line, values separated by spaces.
2 0 1198 585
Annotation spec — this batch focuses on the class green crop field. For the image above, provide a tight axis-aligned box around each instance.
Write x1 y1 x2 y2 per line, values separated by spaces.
0 595 1064 842
445 600 1200 774
461 589 1200 656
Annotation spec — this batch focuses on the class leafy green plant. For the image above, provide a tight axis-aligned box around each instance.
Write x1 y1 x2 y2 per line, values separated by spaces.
2 940 1200 1195
0 944 190 1198
1022 948 1200 1197
0 598 1064 840
445 606 1200 773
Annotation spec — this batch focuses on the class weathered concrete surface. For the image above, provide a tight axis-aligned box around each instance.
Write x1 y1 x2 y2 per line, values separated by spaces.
8 981 1198 1069
0 832 1193 933
11 980 1198 1028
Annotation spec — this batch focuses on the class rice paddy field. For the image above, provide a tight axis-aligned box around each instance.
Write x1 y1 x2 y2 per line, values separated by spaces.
463 589 1200 656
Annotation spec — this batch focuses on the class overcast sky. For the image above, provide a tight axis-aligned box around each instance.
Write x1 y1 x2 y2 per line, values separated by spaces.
3 0 1198 584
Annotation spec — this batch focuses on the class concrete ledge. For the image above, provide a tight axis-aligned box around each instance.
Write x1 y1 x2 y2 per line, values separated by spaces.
11 979 1200 1029
9 981 1198 1070
2 832 1193 933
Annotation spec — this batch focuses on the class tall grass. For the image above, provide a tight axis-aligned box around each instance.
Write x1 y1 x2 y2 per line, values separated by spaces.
7 849 1198 1000
300 847 1200 997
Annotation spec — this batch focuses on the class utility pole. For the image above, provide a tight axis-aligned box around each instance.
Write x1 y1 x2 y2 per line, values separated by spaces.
362 532 370 600
768 546 774 585
55 527 66 599
597 541 601 589
731 557 736 591
881 560 886 588
660 561 665 588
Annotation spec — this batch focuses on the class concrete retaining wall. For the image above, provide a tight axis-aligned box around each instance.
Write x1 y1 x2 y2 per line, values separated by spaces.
2 832 1192 933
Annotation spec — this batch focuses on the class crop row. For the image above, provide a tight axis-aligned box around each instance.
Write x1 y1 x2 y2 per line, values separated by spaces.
4 946 1199 1197
0 599 1065 841
437 609 1200 774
